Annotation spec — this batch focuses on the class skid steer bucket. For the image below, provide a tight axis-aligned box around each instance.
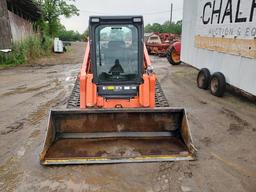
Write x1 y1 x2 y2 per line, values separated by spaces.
40 108 196 165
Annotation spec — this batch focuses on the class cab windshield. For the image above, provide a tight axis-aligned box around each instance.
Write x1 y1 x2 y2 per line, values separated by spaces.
95 25 139 83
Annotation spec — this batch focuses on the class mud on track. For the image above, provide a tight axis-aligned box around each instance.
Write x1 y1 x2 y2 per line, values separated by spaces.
0 43 256 192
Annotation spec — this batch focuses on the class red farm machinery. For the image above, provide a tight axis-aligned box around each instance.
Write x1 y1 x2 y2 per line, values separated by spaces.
145 32 181 65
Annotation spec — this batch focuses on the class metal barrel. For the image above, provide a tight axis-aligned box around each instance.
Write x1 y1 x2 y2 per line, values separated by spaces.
40 108 197 165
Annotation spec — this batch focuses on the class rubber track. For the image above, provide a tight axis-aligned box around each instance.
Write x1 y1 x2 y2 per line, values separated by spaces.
67 78 169 108
155 80 169 107
67 78 81 108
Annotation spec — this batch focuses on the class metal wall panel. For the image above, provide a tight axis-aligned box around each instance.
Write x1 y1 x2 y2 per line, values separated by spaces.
181 0 256 96
8 11 33 42
0 0 12 49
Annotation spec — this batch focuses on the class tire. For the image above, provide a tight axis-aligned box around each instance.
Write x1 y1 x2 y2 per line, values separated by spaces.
197 68 211 89
147 48 152 55
210 72 226 97
166 47 181 65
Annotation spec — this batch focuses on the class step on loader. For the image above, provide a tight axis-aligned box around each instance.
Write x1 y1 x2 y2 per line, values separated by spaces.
40 16 196 165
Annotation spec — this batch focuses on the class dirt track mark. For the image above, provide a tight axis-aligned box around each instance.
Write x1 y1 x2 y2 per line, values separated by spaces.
228 124 245 135
46 70 58 74
29 129 40 139
199 100 207 105
199 137 212 146
221 107 249 126
2 84 50 97
28 90 68 125
220 107 249 135
1 89 68 135
1 120 26 135
188 113 205 130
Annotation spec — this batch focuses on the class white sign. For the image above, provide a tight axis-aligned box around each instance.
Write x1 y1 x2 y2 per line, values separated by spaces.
196 0 256 39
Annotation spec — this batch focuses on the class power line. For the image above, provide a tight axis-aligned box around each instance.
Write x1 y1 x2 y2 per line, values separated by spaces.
79 8 182 16
142 10 170 15
79 9 106 15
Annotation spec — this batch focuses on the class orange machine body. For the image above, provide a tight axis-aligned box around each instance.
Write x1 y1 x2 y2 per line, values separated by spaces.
80 44 156 109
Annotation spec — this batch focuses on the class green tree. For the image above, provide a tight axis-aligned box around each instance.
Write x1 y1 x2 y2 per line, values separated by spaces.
144 24 152 33
58 28 81 41
144 20 182 35
151 23 163 33
145 23 163 33
81 28 89 41
36 0 79 36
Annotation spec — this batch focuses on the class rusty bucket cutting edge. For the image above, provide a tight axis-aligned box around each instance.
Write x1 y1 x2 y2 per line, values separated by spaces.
40 108 197 165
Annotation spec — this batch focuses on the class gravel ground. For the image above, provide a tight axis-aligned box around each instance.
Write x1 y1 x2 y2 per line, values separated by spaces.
0 42 255 192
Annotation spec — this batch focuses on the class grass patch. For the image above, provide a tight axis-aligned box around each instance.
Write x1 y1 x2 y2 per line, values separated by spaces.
0 36 52 67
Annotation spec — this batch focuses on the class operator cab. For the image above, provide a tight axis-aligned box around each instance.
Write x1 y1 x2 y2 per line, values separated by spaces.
89 16 144 99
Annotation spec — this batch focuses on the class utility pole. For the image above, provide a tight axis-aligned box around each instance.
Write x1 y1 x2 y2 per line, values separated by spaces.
170 3 173 25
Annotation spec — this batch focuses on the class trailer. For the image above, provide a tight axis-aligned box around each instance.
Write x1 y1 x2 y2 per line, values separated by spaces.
181 0 256 98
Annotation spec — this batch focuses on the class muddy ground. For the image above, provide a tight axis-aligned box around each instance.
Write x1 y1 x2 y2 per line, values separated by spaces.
0 42 256 192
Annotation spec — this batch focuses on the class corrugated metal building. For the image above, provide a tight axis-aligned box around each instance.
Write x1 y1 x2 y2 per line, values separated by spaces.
0 0 42 49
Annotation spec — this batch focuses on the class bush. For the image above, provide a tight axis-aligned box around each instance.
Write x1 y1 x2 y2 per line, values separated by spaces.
0 36 53 66
58 30 81 41
144 20 182 35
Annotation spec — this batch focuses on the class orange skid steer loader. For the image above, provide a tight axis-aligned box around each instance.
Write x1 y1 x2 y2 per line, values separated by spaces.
40 16 196 165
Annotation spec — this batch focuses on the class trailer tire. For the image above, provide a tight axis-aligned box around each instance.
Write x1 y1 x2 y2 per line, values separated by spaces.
210 72 226 97
197 68 211 89
166 47 181 65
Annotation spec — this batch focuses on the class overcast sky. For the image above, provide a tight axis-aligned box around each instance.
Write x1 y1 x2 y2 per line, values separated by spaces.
61 0 183 33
